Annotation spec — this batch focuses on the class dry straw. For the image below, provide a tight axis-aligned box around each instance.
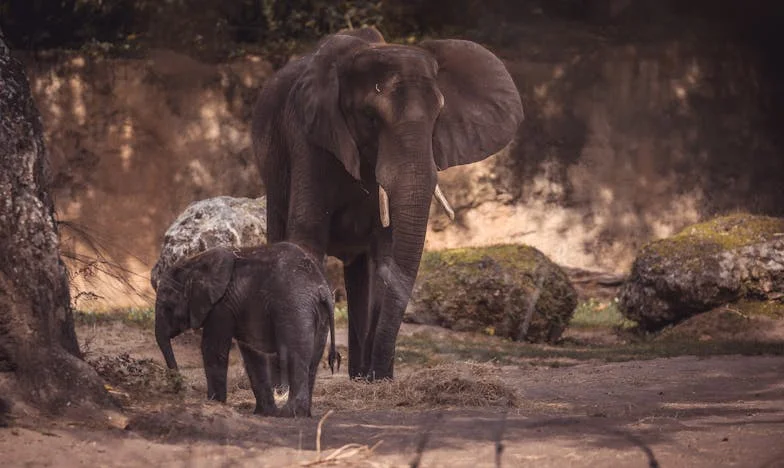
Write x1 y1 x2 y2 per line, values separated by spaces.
314 362 519 411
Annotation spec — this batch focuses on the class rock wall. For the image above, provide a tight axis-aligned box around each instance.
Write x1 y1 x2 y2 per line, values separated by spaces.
24 50 271 309
22 21 784 309
427 22 783 272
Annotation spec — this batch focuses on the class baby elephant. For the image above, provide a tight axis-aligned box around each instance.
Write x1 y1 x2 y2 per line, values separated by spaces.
154 242 338 417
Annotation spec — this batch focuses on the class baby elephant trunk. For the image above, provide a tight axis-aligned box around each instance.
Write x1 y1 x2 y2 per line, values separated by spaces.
155 319 179 370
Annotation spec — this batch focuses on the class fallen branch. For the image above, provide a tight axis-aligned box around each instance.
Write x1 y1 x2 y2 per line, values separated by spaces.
300 441 383 466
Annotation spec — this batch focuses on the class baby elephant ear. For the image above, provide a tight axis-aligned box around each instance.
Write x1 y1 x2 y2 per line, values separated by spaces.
420 39 524 170
187 248 236 329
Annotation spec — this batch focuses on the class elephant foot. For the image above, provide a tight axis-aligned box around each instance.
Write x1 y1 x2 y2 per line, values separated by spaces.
277 402 312 418
253 404 278 417
207 393 227 403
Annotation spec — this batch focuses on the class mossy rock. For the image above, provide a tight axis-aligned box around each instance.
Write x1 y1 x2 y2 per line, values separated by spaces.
619 213 784 331
405 244 578 343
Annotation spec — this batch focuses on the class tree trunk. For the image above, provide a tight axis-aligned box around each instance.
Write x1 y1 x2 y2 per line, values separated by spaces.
0 33 110 412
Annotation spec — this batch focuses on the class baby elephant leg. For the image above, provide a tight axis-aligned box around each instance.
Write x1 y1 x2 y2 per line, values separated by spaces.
238 342 276 416
277 321 316 418
201 314 234 402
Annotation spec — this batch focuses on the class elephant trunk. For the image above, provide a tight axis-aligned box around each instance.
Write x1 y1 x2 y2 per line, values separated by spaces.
376 123 438 278
155 314 178 370
379 183 453 226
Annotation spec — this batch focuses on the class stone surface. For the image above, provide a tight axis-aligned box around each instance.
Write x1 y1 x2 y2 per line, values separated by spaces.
619 214 784 331
405 244 578 343
150 195 350 299
150 196 267 290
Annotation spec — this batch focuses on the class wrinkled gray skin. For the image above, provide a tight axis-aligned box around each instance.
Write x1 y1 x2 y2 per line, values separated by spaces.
155 242 338 417
252 27 523 380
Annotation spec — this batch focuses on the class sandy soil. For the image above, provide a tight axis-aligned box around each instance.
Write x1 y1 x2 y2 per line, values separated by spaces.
2 321 784 468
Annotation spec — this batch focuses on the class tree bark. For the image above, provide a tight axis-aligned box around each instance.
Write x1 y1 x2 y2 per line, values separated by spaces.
0 32 110 411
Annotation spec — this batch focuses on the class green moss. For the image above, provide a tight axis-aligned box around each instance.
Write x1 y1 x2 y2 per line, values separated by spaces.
415 244 576 343
421 244 541 272
637 214 784 278
733 299 784 319
646 213 784 258
675 214 784 248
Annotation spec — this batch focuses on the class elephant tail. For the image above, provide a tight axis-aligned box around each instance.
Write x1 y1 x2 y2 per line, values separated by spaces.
321 286 340 374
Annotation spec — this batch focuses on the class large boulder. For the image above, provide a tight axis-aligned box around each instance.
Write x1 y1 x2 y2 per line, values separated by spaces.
150 195 347 299
619 214 784 331
150 196 267 290
405 245 578 343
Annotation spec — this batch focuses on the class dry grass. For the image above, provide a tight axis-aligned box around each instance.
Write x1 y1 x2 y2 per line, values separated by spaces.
314 362 518 411
88 353 183 403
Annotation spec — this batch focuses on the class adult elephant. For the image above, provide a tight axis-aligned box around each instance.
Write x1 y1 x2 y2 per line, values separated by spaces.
252 27 523 380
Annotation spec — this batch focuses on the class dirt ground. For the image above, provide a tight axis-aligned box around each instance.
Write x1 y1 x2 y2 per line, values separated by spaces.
2 320 784 468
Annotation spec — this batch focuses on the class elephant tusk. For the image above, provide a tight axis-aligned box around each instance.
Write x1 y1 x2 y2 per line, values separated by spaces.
379 185 391 227
434 184 455 221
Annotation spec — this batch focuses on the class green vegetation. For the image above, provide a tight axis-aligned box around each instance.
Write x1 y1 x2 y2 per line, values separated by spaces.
569 298 636 330
334 301 348 326
0 0 633 58
0 0 443 58
395 329 784 368
75 307 155 328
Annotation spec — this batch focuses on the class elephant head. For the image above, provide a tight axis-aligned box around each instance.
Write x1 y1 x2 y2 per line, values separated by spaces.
290 28 523 274
154 248 235 370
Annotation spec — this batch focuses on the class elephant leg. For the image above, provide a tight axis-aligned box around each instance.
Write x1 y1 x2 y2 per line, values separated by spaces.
368 273 412 380
238 343 276 416
344 254 375 379
276 316 316 418
200 315 234 402
308 321 329 401
279 352 313 417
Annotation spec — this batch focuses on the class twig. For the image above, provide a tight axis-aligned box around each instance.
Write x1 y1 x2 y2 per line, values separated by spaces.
316 409 334 458
299 441 382 466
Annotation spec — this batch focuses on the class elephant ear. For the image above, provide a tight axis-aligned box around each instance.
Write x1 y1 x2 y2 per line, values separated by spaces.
186 248 236 329
420 39 524 170
291 34 370 180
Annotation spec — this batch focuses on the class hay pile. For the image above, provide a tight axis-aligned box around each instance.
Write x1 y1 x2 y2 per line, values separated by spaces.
314 363 518 411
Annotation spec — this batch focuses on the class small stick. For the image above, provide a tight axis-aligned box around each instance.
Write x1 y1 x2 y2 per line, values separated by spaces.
316 409 334 458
